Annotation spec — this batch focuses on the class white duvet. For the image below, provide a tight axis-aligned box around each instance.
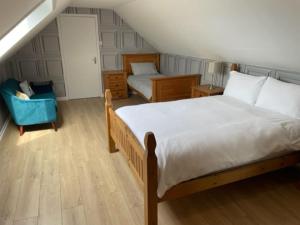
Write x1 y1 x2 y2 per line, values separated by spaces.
127 74 166 100
116 96 300 197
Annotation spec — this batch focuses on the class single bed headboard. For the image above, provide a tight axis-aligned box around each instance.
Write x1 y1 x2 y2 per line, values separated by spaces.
231 63 239 71
122 53 160 76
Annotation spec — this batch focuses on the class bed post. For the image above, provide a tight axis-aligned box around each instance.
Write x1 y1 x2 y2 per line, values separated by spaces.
144 132 158 225
105 89 117 153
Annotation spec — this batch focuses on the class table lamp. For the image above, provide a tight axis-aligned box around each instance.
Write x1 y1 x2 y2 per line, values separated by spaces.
207 61 220 90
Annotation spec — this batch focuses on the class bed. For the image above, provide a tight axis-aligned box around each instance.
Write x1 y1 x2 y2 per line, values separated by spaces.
105 63 300 225
123 53 200 102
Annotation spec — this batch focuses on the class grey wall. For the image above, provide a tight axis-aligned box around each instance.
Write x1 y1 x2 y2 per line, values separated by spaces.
7 20 66 97
7 7 157 97
64 7 157 71
0 62 11 132
160 53 300 87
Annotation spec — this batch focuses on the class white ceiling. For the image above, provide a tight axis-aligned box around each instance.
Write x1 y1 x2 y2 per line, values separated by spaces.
115 0 300 72
70 0 135 9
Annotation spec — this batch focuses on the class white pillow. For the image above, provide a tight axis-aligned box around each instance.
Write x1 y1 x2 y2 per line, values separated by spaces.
223 71 267 105
19 80 35 97
255 77 300 118
131 62 158 75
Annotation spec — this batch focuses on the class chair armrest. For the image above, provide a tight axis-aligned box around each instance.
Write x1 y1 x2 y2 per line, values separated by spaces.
12 97 57 125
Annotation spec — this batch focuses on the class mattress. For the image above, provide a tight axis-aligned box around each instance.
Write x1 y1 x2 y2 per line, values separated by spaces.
127 74 166 100
116 96 300 197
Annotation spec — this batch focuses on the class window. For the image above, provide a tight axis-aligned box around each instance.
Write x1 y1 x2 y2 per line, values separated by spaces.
0 0 53 58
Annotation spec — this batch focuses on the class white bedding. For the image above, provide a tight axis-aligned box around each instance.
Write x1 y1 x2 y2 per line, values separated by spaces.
116 96 300 197
127 74 166 99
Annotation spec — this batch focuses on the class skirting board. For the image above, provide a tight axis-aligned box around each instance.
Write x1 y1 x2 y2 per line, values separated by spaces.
57 96 68 101
0 116 10 142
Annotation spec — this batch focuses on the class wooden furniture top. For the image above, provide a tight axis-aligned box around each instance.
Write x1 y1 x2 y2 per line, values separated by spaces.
122 53 160 76
193 85 224 96
102 70 124 75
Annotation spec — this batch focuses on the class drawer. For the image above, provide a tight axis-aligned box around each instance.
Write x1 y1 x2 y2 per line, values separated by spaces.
104 80 126 90
111 90 127 99
105 74 124 81
199 92 209 97
108 82 126 90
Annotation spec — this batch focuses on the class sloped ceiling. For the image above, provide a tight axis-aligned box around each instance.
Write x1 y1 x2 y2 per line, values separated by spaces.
0 0 71 62
70 0 135 9
2 0 299 72
0 0 44 38
114 0 300 72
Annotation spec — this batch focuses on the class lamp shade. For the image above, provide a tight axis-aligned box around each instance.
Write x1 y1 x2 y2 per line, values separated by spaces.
208 61 221 75
208 62 216 74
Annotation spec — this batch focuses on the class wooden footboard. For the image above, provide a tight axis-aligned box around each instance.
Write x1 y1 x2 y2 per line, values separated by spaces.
151 74 201 102
105 89 158 225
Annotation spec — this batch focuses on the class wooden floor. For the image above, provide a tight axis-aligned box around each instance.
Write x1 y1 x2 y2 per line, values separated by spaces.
1 96 300 225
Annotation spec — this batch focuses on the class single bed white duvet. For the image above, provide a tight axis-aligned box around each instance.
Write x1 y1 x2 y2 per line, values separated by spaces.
116 96 300 197
127 74 166 99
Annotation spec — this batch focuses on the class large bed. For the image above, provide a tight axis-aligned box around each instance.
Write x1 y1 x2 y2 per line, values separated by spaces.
105 64 300 225
123 53 200 102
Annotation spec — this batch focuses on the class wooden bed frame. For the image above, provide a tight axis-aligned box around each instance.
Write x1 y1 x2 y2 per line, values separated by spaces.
105 63 300 225
122 53 201 102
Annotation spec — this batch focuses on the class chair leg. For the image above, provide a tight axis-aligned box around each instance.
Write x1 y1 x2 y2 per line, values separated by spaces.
19 126 24 136
51 122 57 131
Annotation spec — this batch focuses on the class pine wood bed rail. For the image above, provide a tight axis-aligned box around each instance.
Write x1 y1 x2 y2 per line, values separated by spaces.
105 64 300 225
151 74 200 102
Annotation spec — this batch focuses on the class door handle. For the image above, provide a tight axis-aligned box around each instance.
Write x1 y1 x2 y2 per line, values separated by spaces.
93 57 97 64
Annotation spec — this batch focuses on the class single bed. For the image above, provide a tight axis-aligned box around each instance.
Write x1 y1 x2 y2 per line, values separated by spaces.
123 53 200 102
105 64 300 225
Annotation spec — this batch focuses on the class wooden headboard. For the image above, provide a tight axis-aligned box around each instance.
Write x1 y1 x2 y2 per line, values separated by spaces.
231 63 239 71
122 53 160 76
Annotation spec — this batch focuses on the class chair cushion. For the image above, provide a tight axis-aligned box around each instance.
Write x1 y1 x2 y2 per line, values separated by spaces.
31 81 53 94
16 91 29 100
19 80 35 97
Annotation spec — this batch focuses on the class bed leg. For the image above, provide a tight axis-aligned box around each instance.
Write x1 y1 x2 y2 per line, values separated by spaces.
105 89 117 153
144 132 158 225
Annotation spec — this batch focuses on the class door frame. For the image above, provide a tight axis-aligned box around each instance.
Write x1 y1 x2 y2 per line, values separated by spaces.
57 13 103 99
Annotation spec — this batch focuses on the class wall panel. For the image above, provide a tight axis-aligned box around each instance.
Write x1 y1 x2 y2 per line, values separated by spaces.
7 7 157 97
161 53 300 88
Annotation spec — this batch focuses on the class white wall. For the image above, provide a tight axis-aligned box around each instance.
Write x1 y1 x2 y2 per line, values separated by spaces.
115 0 300 72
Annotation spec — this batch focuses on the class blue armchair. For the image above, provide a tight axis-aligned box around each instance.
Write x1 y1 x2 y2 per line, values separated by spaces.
0 79 58 135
